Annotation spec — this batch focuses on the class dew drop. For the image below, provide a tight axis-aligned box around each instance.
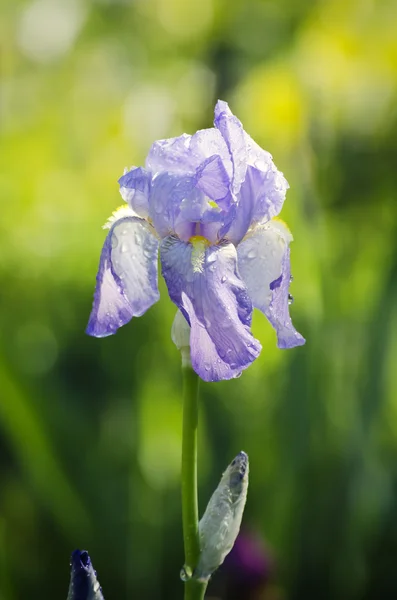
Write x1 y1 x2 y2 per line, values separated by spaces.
290 274 294 282
288 294 294 305
204 362 211 371
111 235 118 249
180 565 192 582
221 276 227 283
120 243 128 253
247 249 256 259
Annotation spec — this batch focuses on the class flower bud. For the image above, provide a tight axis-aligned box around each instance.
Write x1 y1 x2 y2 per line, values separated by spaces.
67 549 104 600
195 451 249 582
171 309 191 367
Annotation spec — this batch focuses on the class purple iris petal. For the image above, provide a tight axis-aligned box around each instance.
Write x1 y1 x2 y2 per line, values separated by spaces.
237 221 305 349
148 172 198 241
160 236 261 381
118 167 151 219
67 550 104 600
86 217 159 337
267 246 305 348
225 163 288 245
195 154 231 208
146 128 231 176
214 100 247 196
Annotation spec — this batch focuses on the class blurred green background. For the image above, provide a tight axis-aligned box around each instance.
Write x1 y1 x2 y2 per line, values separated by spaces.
1 0 397 598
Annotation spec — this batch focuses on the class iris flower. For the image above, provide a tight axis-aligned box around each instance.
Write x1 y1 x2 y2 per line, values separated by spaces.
86 101 305 381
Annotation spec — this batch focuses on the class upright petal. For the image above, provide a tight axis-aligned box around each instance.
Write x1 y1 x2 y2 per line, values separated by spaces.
237 219 305 349
195 154 231 208
214 100 247 195
146 128 231 176
86 216 159 337
160 237 261 381
225 164 289 245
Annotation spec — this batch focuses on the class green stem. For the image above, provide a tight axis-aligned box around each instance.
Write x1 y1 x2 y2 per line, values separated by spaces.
181 366 207 600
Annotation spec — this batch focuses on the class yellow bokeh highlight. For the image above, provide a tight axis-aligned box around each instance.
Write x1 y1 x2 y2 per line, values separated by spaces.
235 65 308 153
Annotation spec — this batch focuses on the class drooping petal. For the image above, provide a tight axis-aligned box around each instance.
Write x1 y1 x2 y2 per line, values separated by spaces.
86 216 159 337
160 236 261 381
237 219 305 349
118 167 151 219
214 100 247 195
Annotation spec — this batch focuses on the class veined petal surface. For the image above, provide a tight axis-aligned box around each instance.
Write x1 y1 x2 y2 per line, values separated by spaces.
237 219 305 349
214 100 247 195
118 167 151 219
86 216 159 337
225 164 289 245
160 236 261 381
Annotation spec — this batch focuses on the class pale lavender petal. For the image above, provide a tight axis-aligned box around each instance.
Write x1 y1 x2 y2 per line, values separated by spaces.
146 129 231 176
267 246 305 348
160 237 261 381
224 164 289 245
237 220 305 349
86 217 159 337
118 167 151 219
148 172 198 241
214 100 247 195
195 154 231 208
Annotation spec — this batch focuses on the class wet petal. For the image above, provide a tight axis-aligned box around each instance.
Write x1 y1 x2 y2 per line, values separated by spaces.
67 550 104 600
195 154 231 208
160 237 261 381
146 129 231 175
118 166 151 219
86 216 159 337
237 219 305 349
225 164 289 245
214 100 247 195
148 172 198 241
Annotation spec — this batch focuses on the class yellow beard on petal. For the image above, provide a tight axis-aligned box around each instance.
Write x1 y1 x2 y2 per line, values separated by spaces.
189 235 210 273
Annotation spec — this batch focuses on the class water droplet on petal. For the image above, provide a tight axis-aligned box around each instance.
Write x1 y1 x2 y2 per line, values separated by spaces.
204 362 211 371
221 276 227 283
180 565 192 582
111 235 118 249
288 294 294 305
247 249 256 259
120 243 128 253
